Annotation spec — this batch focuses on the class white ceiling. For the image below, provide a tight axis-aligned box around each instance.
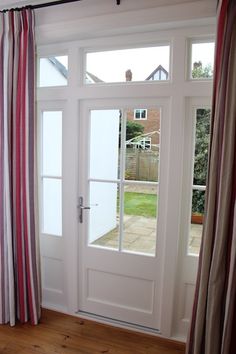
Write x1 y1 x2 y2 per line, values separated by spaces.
0 0 217 45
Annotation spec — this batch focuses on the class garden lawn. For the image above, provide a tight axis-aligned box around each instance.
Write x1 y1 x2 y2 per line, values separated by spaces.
124 192 157 218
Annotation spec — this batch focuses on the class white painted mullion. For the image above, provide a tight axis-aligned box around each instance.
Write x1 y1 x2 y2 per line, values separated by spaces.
89 178 159 186
88 178 120 184
192 185 206 191
41 175 62 180
119 109 127 252
124 180 158 186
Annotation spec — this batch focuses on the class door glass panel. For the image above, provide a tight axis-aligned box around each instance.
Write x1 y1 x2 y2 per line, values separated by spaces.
42 178 62 236
122 184 158 255
188 108 211 255
125 108 161 182
89 110 121 180
88 106 160 256
191 42 215 79
39 55 68 87
42 111 62 176
86 46 170 84
90 182 119 250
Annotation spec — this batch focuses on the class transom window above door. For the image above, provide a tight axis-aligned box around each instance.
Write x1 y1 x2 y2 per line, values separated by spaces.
85 45 170 84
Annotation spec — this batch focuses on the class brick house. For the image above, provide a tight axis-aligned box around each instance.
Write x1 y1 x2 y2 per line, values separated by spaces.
126 108 161 148
125 65 168 149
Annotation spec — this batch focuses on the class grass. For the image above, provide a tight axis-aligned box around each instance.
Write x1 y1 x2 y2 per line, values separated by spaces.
124 192 157 218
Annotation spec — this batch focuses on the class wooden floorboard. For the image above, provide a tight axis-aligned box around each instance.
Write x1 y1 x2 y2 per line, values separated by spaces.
0 309 185 354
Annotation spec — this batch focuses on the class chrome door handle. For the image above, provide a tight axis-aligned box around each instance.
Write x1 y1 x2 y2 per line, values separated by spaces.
78 197 90 223
78 197 98 223
80 206 91 210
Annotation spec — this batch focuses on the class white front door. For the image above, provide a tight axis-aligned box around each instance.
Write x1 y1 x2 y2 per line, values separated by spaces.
77 99 170 330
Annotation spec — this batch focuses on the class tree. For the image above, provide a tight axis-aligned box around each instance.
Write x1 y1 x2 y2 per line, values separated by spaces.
192 61 213 79
126 121 144 141
192 109 211 214
119 120 144 147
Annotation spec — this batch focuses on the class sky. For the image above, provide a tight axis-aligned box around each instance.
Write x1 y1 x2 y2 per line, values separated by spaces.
55 42 215 83
86 46 170 82
192 42 215 68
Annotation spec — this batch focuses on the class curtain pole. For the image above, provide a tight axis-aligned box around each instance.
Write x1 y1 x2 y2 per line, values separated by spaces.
1 0 121 12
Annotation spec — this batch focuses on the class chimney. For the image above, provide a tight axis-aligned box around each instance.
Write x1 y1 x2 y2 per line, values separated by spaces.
125 69 132 81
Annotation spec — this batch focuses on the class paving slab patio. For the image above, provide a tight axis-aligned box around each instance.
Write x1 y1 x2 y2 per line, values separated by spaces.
92 215 203 255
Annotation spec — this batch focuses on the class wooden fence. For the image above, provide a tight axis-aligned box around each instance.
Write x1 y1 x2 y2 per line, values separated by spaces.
125 148 159 182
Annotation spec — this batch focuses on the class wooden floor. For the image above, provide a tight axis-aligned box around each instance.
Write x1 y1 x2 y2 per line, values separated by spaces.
0 309 185 354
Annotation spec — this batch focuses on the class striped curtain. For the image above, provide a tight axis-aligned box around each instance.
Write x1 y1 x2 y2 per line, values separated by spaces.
0 9 41 326
186 0 236 353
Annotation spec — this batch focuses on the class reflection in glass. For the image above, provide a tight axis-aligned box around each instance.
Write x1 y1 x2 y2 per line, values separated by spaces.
42 111 62 177
39 56 68 87
90 182 119 250
89 110 121 180
191 42 215 79
123 185 157 255
86 46 170 83
125 108 160 182
43 178 62 236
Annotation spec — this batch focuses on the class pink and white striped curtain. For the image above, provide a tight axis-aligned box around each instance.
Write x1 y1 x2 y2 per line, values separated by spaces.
186 0 236 353
0 9 41 326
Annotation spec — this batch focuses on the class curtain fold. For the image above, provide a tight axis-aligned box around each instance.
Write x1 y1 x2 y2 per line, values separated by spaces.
186 0 236 353
0 9 41 326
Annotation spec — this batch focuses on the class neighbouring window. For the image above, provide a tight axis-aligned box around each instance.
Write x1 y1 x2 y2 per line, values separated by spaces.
86 45 170 84
41 111 62 236
132 137 152 150
190 41 215 79
134 109 147 120
188 108 211 255
39 55 68 87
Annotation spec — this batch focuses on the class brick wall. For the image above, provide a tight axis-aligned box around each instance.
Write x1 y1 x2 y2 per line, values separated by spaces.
126 109 161 145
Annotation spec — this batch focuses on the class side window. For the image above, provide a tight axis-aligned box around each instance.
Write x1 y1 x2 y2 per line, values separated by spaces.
188 108 211 255
41 110 63 236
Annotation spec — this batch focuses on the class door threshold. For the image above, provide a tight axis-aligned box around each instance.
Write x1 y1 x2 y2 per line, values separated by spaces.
76 310 161 335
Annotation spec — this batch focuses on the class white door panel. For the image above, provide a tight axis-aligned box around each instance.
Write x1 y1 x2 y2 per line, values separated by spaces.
78 99 170 330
